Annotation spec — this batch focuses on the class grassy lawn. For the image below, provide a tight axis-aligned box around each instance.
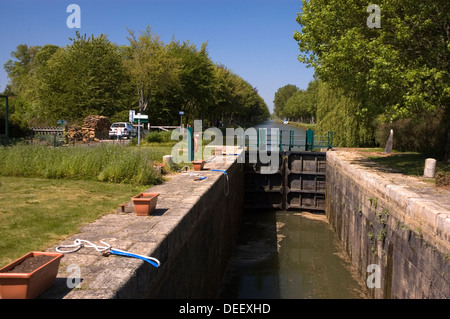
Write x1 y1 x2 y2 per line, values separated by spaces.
0 142 183 268
357 148 450 184
0 176 148 267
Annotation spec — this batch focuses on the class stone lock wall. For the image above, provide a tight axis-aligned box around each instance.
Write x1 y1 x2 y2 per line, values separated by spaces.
326 150 450 299
43 152 245 299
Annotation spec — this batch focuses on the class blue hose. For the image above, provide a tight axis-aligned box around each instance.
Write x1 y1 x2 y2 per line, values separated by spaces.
212 169 229 196
109 249 160 268
211 169 227 175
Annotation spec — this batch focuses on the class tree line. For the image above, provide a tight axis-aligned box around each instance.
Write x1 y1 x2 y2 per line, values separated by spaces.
276 0 449 161
1 26 270 135
273 79 318 124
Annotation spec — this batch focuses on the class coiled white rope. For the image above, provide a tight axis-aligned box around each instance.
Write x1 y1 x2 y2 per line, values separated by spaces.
56 239 110 253
56 239 160 268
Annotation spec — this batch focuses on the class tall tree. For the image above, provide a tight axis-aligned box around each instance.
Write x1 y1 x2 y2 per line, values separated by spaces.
4 44 59 125
167 40 216 123
273 84 298 118
294 0 450 159
125 26 181 114
284 79 319 123
36 32 130 123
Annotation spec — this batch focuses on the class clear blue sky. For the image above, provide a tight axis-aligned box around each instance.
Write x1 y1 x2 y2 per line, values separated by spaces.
0 0 315 113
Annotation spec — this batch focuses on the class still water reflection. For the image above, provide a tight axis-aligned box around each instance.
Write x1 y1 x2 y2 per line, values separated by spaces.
219 211 368 299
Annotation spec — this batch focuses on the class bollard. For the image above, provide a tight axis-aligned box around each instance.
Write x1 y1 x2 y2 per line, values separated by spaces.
423 158 437 178
163 155 174 167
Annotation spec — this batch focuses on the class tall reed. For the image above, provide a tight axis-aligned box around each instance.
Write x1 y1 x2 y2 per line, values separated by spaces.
0 144 165 185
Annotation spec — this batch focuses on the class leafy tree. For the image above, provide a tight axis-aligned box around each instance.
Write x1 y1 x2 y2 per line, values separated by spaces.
294 0 450 159
35 32 131 123
166 39 216 124
316 80 375 147
273 84 298 118
284 79 319 123
125 26 181 114
4 44 60 126
211 65 269 125
3 27 269 130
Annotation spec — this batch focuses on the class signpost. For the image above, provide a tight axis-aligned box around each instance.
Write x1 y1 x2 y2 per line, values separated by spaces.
133 113 149 146
179 111 184 133
129 110 135 123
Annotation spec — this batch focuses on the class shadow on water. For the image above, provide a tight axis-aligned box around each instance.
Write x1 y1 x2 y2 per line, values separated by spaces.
219 210 369 299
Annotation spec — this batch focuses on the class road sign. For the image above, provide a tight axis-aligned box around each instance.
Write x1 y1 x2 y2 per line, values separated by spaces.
134 114 148 120
133 113 148 123
133 119 149 123
129 110 135 123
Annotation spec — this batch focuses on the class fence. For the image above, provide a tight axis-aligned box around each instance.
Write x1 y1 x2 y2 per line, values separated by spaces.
30 127 64 147
246 128 334 152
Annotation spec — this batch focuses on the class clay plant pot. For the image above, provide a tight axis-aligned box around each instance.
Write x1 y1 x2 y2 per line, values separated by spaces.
0 251 64 299
132 192 159 216
192 160 206 171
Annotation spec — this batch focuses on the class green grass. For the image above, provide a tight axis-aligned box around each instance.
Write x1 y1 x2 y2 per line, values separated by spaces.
0 143 182 267
0 176 148 267
283 120 317 131
364 149 450 179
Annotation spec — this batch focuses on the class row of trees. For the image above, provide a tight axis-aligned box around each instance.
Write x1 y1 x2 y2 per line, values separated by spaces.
2 26 269 133
286 0 449 160
274 79 318 124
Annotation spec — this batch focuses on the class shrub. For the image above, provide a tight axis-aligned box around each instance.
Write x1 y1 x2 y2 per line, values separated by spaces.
145 130 173 143
375 109 446 158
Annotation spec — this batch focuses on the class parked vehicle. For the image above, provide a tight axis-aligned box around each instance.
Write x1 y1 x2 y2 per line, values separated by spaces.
109 122 137 139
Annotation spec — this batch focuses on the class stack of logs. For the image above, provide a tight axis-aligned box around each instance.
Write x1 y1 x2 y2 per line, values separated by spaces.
68 115 111 143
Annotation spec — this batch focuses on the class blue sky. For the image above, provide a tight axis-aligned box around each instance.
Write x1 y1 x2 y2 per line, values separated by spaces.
0 0 315 113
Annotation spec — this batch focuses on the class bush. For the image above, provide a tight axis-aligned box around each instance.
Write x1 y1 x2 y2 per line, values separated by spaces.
145 130 173 143
375 109 447 158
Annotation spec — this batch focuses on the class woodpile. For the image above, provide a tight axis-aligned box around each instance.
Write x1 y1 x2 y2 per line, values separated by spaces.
68 115 111 143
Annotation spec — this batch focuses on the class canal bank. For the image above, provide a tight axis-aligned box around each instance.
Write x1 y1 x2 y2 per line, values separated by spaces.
326 149 450 299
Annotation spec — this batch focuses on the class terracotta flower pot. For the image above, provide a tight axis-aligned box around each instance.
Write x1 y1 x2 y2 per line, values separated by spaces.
132 192 159 216
0 251 64 299
192 160 205 171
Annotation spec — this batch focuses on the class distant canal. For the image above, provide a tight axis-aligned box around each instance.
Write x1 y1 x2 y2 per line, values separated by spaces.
219 120 368 299
219 211 368 299
253 120 307 151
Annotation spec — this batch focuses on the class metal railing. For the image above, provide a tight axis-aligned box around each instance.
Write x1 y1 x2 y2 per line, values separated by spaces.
245 129 334 152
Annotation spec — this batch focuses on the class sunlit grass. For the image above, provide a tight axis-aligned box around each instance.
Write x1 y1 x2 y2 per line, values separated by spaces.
0 176 148 267
361 149 450 180
0 143 182 267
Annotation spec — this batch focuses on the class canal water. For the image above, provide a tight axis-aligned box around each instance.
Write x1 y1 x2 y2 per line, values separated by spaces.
219 211 368 299
218 120 368 299
252 120 307 151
